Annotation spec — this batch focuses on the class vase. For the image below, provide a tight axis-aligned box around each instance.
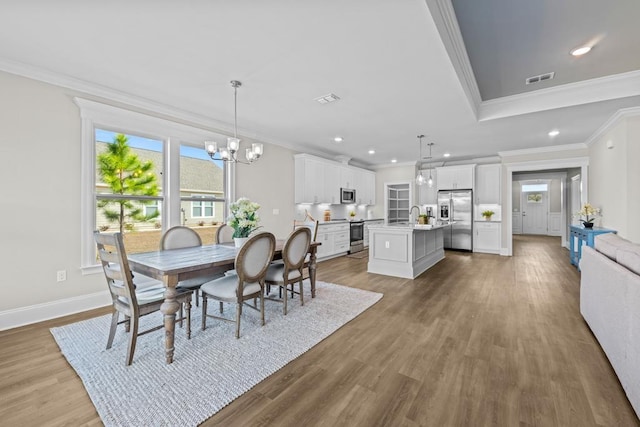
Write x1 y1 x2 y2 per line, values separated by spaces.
583 222 594 229
234 237 249 248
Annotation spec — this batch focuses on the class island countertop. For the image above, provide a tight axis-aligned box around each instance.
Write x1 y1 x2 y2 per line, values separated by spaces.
368 222 453 231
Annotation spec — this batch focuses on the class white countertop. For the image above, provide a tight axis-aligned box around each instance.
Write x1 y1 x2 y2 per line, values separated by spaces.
368 222 452 231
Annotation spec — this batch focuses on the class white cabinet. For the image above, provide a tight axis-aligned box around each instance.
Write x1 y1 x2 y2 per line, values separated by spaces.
294 154 376 205
474 221 501 254
475 164 501 204
356 169 376 205
364 219 384 247
294 157 325 203
436 165 475 190
316 223 350 259
418 170 438 205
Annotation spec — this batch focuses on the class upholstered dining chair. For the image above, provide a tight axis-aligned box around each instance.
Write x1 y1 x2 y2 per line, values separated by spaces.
216 223 235 243
200 232 276 338
294 213 319 290
160 226 222 306
95 231 193 365
264 227 312 315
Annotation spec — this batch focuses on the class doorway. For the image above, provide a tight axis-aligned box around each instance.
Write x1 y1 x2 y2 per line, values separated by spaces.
521 188 548 234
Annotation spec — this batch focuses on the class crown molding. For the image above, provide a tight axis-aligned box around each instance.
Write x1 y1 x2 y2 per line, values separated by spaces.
0 57 247 137
499 143 587 158
479 70 640 121
583 106 640 146
425 0 481 119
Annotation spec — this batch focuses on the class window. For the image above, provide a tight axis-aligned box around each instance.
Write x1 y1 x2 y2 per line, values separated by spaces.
78 98 229 271
191 196 214 217
521 183 548 192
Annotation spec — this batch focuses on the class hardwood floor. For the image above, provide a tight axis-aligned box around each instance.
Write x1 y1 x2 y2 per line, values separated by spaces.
1 235 638 426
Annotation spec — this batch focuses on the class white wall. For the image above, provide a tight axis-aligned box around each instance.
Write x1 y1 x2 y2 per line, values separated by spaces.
588 115 640 243
0 71 105 316
371 165 415 219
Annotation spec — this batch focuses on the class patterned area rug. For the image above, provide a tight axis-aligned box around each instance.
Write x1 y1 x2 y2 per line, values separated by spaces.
51 281 382 427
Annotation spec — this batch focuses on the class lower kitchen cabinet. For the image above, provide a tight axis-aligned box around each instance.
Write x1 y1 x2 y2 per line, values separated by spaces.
474 221 501 254
317 223 350 260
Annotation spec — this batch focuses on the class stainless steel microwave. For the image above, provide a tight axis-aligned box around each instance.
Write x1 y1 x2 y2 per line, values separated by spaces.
340 188 356 204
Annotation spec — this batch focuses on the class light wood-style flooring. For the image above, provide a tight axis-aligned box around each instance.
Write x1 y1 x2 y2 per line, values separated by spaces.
0 235 638 426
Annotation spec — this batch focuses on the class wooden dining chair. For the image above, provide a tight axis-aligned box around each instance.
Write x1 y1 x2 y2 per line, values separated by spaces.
294 211 319 295
160 226 222 306
200 232 276 338
95 231 193 365
216 224 235 243
264 227 312 315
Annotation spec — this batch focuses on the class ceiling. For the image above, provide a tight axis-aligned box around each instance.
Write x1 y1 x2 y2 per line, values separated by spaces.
1 1 639 168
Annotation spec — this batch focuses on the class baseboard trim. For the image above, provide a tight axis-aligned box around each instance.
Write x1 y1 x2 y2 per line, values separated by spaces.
0 291 111 331
500 248 510 256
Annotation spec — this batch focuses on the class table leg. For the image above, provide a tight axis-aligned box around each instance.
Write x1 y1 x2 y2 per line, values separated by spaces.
309 246 317 298
161 275 180 364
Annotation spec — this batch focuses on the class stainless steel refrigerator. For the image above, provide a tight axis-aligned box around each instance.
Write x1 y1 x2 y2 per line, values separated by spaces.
437 189 473 251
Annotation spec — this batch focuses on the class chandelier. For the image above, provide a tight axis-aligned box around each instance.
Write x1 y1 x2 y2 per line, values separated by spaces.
415 135 434 188
205 80 263 164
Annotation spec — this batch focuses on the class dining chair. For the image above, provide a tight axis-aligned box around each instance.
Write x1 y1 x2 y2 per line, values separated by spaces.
216 223 235 243
95 231 193 365
160 226 222 306
264 227 312 315
200 232 276 338
294 212 319 295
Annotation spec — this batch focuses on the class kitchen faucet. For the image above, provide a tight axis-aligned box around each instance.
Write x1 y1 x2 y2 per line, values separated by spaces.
410 205 420 223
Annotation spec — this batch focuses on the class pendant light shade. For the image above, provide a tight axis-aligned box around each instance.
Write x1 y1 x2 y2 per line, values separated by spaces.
415 135 425 186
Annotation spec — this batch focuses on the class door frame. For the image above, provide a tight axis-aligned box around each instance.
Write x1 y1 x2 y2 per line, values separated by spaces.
504 157 589 256
520 179 550 235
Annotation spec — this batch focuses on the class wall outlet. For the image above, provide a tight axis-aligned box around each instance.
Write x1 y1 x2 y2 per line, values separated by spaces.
56 270 67 282
272 208 280 215
385 241 390 249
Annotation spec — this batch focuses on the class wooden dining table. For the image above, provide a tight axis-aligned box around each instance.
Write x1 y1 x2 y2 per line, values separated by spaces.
127 240 320 364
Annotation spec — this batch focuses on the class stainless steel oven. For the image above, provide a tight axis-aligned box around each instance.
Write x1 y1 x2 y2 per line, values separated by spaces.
349 220 364 253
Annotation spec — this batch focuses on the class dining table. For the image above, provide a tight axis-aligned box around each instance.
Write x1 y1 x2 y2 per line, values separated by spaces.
127 240 320 364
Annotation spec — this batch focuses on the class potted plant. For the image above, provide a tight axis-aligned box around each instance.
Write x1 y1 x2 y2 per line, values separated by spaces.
482 210 494 220
418 214 429 224
228 197 261 247
575 203 601 228
349 211 356 220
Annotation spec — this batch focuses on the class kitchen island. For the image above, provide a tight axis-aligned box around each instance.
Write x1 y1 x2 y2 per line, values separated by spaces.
367 223 449 279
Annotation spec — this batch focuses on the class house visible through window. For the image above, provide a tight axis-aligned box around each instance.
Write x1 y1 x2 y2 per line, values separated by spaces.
192 196 214 217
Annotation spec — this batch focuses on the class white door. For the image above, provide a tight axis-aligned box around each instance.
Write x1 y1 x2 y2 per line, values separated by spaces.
570 175 581 225
522 192 548 234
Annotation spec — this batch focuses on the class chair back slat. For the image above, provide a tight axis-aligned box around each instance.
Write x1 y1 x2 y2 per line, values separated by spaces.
94 231 138 308
293 211 318 242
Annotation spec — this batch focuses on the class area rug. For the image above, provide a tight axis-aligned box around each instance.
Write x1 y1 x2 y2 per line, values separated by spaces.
51 281 382 427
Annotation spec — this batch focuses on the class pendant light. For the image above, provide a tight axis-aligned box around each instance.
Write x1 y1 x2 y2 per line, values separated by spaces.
426 142 434 188
205 80 263 164
415 135 426 186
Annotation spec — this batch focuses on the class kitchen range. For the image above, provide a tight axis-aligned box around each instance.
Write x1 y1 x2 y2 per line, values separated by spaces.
349 220 365 253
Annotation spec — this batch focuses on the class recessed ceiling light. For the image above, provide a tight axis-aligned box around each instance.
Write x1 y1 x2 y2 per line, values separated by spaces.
548 130 560 137
570 46 592 56
368 149 375 155
391 158 397 163
333 136 343 143
443 153 451 158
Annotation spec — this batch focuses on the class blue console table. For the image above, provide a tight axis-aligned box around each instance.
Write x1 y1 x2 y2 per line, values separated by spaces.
569 225 616 268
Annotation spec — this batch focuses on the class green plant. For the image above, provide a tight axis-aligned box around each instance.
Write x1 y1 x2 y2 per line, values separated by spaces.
96 133 159 235
98 225 110 232
198 221 205 226
482 210 494 218
349 211 356 217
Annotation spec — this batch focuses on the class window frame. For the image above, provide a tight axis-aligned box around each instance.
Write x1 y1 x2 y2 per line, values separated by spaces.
77 98 230 273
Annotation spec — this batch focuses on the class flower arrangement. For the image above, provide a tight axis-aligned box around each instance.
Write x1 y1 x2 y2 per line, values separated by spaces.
227 197 261 238
575 203 601 228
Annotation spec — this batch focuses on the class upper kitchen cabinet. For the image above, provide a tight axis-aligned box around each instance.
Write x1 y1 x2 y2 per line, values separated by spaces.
475 164 501 204
436 164 475 190
294 154 376 205
294 155 325 203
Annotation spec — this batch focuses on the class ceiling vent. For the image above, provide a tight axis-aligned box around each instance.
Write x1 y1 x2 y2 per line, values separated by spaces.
314 93 340 104
525 72 555 85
